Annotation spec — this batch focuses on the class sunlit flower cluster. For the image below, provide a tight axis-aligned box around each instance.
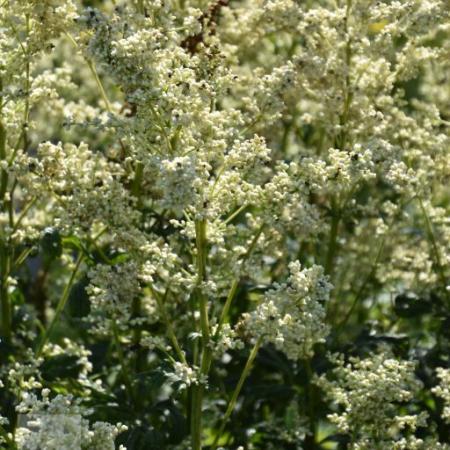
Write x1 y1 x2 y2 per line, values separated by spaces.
0 0 449 448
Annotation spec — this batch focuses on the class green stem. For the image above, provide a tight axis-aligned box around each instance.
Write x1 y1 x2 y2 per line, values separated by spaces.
131 161 144 208
64 30 128 158
216 223 265 335
223 204 248 225
151 285 187 364
211 338 262 450
418 199 448 301
11 197 36 235
0 243 11 344
112 321 135 404
0 76 8 203
64 32 113 115
0 77 11 344
191 219 211 450
35 253 83 356
131 295 143 373
335 238 385 328
324 202 340 276
86 58 112 113
22 13 30 152
195 220 210 344
304 359 317 449
191 222 264 448
337 0 353 151
12 246 34 270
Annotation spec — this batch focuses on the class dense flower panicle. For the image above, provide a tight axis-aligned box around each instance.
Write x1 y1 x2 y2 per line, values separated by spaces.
433 368 450 424
86 261 142 334
0 0 449 448
316 352 431 448
166 362 207 391
244 261 331 360
210 323 244 358
15 390 126 450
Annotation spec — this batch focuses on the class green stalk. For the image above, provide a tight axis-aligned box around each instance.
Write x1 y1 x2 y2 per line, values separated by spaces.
0 77 11 344
190 222 265 448
191 219 211 450
12 246 34 270
151 285 187 364
112 321 135 404
0 95 8 202
338 0 353 151
64 33 113 114
35 253 83 357
324 0 353 279
216 223 265 335
131 161 144 208
0 243 11 344
324 201 340 276
223 204 248 225
335 238 385 328
304 359 317 449
210 338 262 450
11 197 36 235
130 162 144 370
419 199 448 302
22 14 30 152
195 220 210 344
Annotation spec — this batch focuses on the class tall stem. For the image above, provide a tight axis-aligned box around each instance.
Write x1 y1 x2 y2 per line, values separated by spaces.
419 199 449 303
151 285 187 364
35 253 83 357
191 219 211 450
0 79 8 203
216 223 265 335
0 243 11 345
112 321 136 404
304 359 318 449
324 201 340 276
211 338 262 450
325 0 353 277
190 220 265 448
22 14 30 152
0 77 11 344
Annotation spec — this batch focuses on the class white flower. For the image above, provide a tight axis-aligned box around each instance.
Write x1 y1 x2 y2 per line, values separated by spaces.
245 261 331 359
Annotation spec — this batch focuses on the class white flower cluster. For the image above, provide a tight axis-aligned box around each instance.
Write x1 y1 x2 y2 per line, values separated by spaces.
210 323 244 358
86 261 141 334
244 261 331 360
43 339 93 378
316 353 429 448
12 141 143 249
0 0 448 448
432 368 450 424
166 362 207 391
15 389 126 450
7 357 43 395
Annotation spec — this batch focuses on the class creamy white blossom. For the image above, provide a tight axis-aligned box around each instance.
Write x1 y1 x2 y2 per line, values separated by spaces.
244 261 331 359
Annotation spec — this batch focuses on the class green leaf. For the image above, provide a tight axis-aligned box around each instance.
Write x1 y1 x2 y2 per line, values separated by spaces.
62 235 84 251
62 236 93 261
67 276 91 318
123 426 165 450
40 354 83 382
394 292 432 318
40 227 62 261
154 400 187 444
